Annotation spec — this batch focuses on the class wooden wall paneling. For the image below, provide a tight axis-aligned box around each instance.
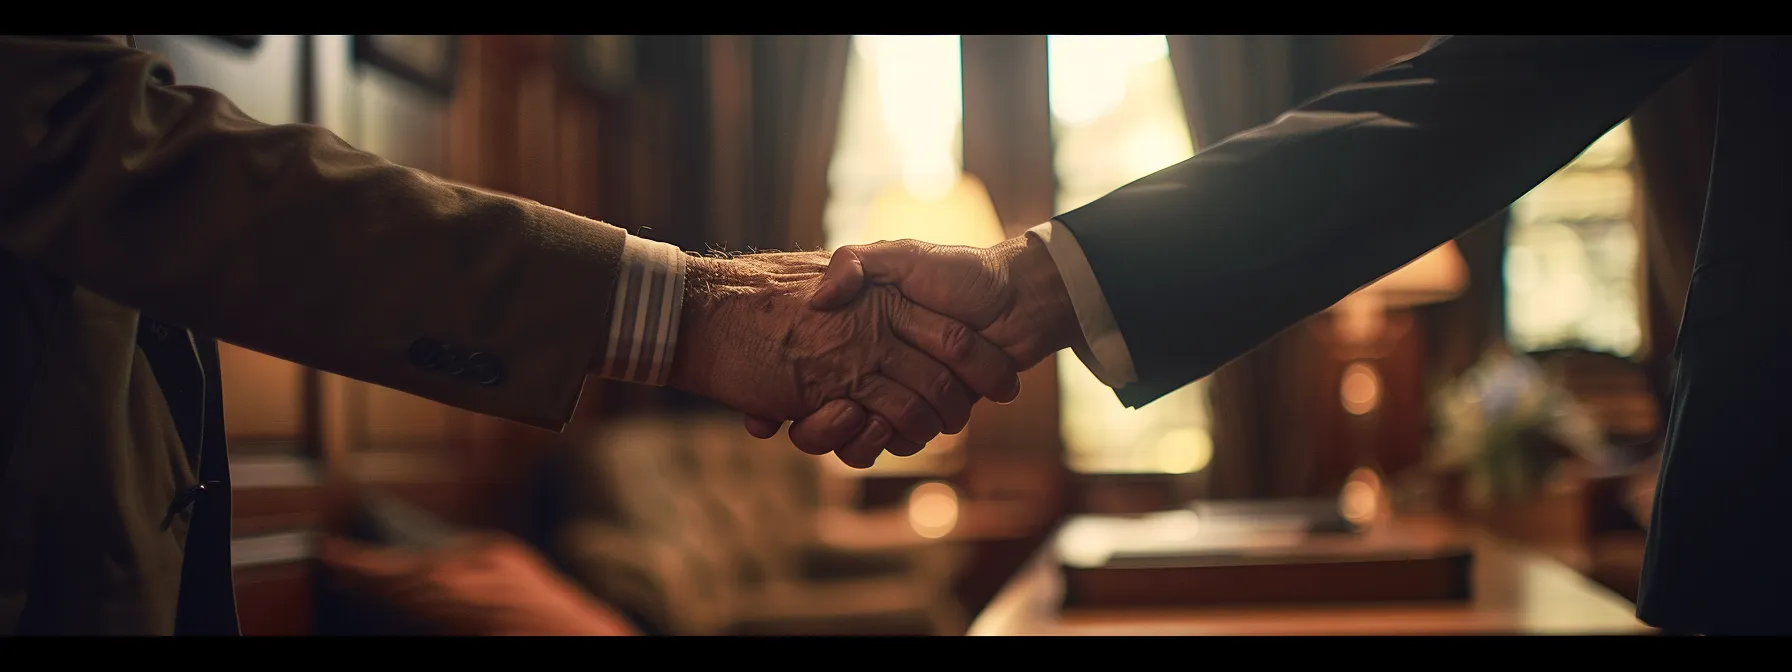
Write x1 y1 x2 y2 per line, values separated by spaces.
315 35 473 524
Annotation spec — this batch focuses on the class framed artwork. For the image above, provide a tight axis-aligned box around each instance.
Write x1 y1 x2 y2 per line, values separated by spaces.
561 35 636 95
352 35 460 98
206 35 263 51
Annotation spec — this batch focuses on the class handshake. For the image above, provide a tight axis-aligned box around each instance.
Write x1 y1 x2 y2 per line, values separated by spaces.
656 233 1081 468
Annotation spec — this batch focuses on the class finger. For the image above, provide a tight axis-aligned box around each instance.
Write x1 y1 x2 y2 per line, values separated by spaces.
878 342 975 435
888 301 1022 404
810 241 928 310
884 436 928 458
835 416 896 469
851 374 943 445
744 415 783 439
788 399 868 456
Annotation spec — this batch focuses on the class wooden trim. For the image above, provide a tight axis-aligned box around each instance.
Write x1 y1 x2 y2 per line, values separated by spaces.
232 530 317 570
230 453 322 489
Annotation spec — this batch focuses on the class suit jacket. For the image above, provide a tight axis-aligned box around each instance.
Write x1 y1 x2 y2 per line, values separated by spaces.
0 35 629 634
1058 35 1790 634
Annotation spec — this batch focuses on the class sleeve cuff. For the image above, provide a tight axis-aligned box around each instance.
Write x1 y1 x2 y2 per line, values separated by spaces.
1026 220 1139 389
595 235 688 386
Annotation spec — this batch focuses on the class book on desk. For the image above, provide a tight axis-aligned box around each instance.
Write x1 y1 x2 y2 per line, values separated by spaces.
1055 500 1475 609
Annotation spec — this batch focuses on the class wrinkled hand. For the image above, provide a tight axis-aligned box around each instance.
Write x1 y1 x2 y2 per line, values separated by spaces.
745 236 1084 462
666 251 1021 467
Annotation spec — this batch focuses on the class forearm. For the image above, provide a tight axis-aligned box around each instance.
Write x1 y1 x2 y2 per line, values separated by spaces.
0 36 625 429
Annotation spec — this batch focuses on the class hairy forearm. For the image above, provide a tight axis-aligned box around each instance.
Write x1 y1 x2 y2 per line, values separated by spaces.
665 252 829 407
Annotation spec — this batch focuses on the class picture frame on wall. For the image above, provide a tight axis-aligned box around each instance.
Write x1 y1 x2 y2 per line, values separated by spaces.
206 35 263 51
352 35 460 99
561 35 636 96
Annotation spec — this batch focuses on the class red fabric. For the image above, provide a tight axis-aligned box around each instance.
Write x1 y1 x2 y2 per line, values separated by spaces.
319 532 638 636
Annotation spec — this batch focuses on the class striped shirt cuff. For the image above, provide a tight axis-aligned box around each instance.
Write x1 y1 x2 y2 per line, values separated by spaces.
596 236 688 386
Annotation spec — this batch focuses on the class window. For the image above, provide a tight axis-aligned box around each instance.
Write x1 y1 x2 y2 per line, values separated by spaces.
1047 35 1211 475
825 35 966 249
1505 122 1646 357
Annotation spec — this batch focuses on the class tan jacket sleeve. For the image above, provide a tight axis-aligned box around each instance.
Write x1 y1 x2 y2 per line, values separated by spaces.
0 35 626 431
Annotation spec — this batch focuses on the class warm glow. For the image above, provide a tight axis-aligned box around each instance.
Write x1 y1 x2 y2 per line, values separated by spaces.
862 173 1006 248
1153 427 1213 474
906 480 961 539
825 35 965 249
861 36 964 200
1340 361 1382 416
1366 241 1469 309
1339 467 1384 525
1048 35 1172 128
1506 120 1643 357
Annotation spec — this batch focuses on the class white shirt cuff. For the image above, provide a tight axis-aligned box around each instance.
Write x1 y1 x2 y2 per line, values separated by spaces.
1026 220 1138 389
595 235 688 386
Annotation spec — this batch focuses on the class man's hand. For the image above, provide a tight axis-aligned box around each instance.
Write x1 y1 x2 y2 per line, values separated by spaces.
810 235 1083 368
745 235 1086 462
665 251 1021 468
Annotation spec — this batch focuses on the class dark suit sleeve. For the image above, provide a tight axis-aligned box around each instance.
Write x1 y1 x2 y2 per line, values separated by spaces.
1055 35 1719 408
0 35 629 430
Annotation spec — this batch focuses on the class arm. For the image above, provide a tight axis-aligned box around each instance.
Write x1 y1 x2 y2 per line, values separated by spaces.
0 35 638 429
1056 35 1718 408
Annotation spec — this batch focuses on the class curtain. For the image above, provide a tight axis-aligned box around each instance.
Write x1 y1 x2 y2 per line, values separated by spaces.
739 35 852 250
1165 36 1322 498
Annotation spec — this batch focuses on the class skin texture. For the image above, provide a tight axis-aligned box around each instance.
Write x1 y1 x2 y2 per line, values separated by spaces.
665 251 1021 468
745 235 1083 465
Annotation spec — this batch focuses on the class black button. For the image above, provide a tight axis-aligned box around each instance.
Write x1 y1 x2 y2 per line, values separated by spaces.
438 347 469 375
408 338 445 370
463 352 506 386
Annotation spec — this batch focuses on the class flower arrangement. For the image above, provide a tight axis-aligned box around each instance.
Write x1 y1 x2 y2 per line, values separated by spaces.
1427 344 1609 511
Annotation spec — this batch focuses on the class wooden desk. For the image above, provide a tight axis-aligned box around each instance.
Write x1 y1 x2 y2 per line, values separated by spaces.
969 515 1652 636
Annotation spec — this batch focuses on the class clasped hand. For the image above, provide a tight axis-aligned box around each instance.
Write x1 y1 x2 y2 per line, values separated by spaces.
677 236 1079 468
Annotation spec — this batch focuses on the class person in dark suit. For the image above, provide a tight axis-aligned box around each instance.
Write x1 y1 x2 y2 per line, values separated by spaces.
0 35 1018 635
779 35 1788 634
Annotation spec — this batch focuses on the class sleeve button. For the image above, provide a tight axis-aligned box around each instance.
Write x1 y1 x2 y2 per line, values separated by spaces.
407 338 444 370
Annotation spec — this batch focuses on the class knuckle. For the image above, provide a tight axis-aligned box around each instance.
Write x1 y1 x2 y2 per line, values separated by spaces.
940 320 974 361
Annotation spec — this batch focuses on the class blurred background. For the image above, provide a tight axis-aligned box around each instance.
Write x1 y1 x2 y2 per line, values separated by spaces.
152 34 1717 635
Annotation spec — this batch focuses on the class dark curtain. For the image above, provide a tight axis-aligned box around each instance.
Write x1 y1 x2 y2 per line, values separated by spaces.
1629 49 1721 408
704 35 852 251
1165 36 1324 498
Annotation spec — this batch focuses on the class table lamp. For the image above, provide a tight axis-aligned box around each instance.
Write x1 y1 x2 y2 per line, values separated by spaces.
1324 241 1467 526
835 171 1007 476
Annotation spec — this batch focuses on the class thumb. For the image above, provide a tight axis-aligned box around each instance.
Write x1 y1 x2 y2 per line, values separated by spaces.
809 241 926 310
809 247 868 310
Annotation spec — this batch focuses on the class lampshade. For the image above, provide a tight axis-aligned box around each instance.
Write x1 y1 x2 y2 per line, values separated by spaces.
1330 241 1469 344
861 172 1007 248
1365 241 1469 309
